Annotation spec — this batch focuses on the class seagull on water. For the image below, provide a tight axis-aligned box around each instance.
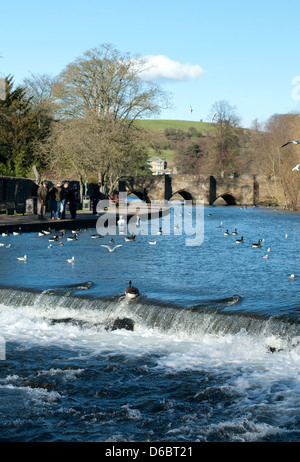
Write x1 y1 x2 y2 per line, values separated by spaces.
101 245 122 253
292 164 300 171
288 274 295 281
280 140 300 148
17 255 27 261
148 241 157 245
67 256 74 263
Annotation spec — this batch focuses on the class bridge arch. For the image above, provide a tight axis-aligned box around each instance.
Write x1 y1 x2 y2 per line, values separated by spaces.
214 193 237 205
126 191 150 203
168 189 197 204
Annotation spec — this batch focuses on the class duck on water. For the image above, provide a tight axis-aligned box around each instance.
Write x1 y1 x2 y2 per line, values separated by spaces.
125 281 140 299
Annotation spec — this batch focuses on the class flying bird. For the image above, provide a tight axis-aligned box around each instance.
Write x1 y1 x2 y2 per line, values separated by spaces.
292 164 300 171
190 105 193 113
211 112 218 123
280 140 300 148
101 245 122 253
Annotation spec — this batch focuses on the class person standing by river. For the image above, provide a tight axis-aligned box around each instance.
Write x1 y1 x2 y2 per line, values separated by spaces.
37 181 48 219
60 182 70 219
49 183 62 219
68 184 80 219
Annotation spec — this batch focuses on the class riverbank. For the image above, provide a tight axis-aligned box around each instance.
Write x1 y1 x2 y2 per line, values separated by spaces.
0 204 170 234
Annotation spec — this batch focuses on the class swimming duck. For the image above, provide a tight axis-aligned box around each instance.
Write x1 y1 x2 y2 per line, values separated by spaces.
232 229 238 235
49 236 59 242
235 236 244 244
13 227 22 236
252 239 262 248
67 234 78 241
125 234 136 241
157 228 163 235
224 230 230 236
125 281 140 299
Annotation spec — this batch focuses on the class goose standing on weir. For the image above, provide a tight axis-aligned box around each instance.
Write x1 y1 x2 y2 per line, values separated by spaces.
125 281 140 299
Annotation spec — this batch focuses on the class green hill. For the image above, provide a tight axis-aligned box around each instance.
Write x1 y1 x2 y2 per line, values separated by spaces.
136 119 216 166
136 119 214 133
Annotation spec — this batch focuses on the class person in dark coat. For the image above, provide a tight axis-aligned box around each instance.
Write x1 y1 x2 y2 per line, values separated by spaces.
49 183 62 219
60 182 69 219
37 181 48 219
92 182 102 214
68 184 80 219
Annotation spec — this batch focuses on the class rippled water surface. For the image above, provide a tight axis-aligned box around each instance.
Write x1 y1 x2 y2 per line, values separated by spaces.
0 205 299 442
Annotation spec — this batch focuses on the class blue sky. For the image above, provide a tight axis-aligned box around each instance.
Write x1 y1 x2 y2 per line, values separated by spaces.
1 0 300 127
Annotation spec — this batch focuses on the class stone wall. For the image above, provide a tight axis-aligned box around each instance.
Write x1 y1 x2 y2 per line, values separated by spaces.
0 177 38 204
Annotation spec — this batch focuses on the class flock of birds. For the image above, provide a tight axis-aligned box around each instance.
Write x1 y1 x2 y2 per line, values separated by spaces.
0 224 142 299
217 219 295 280
2 139 299 297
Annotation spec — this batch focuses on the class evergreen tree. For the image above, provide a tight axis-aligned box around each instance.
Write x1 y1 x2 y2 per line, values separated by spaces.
0 75 52 176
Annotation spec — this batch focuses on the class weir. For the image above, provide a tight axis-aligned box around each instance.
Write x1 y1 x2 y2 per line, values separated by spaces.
0 286 299 347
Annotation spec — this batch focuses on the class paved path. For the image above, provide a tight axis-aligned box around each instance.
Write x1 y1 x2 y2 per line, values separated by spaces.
0 204 169 234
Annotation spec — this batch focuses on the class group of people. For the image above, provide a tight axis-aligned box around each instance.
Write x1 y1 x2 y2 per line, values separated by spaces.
37 181 80 220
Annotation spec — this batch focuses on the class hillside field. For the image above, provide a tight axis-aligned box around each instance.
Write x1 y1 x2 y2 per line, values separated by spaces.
136 119 214 133
136 119 216 166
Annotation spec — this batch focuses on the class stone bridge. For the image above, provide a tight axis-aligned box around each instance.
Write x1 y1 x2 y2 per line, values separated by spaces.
119 174 271 206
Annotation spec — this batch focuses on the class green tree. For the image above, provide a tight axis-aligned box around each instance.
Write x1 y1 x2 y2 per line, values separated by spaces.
0 75 52 176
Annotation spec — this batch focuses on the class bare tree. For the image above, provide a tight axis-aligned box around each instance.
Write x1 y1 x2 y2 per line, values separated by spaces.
43 116 149 195
23 73 59 112
208 100 241 176
52 43 171 122
252 113 300 208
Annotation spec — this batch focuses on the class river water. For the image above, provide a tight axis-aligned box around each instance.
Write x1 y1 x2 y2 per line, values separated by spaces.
0 204 299 443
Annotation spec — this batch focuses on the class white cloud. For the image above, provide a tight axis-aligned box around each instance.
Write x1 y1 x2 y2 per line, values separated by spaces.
140 55 205 82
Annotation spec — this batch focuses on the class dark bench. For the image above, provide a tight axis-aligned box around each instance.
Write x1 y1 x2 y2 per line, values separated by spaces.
0 201 25 215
